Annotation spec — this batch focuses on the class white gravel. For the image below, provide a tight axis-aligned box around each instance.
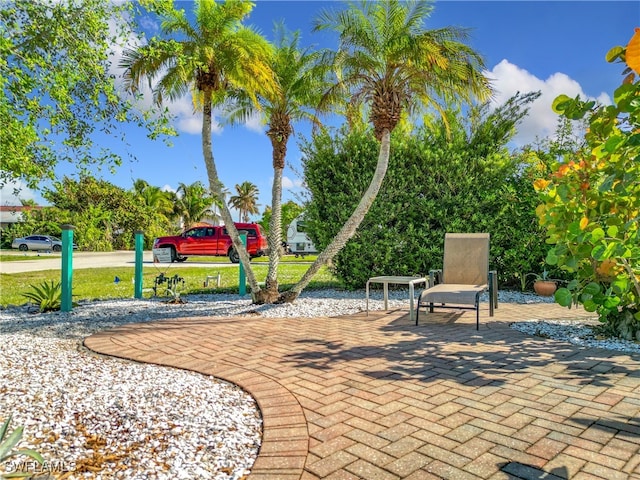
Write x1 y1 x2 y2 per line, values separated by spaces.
1 288 637 479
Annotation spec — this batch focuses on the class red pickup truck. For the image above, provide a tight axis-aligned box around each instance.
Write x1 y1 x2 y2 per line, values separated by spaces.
153 223 268 263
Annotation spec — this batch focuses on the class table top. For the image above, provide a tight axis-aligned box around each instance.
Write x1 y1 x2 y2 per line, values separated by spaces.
367 276 427 283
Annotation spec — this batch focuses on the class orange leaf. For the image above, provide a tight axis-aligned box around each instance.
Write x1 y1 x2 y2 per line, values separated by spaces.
627 27 640 75
533 179 551 191
579 217 589 230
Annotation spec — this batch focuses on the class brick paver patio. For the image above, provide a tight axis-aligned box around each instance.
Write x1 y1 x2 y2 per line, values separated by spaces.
84 302 640 479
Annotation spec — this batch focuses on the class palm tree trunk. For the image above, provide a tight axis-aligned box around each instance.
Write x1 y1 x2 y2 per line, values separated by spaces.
278 129 391 303
254 165 283 304
254 126 290 304
200 88 261 295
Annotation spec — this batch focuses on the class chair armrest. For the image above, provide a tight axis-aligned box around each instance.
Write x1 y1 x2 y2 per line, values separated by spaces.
428 269 442 288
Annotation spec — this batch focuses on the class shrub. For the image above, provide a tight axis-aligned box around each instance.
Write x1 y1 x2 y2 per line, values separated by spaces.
303 94 548 288
22 281 62 312
535 33 640 340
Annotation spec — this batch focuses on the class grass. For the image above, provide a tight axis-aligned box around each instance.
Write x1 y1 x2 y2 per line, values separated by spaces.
0 263 342 307
0 252 56 262
183 254 318 264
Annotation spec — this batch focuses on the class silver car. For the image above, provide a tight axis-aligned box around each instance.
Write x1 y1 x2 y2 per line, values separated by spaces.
11 235 77 252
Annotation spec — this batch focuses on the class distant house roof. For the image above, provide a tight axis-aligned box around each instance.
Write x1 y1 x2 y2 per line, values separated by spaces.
0 205 43 226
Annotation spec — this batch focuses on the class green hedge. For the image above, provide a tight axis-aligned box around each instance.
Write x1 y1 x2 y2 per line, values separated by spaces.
302 96 550 289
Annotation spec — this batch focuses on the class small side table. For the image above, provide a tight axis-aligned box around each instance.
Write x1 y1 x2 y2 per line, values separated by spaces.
365 276 427 322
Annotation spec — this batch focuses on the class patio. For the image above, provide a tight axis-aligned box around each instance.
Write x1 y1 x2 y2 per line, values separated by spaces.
84 303 640 479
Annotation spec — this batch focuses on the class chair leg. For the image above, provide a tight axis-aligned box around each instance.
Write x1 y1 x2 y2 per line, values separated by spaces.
476 304 480 330
489 288 494 317
490 270 498 311
415 303 420 326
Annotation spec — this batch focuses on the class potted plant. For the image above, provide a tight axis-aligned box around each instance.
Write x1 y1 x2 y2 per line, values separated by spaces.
532 270 558 297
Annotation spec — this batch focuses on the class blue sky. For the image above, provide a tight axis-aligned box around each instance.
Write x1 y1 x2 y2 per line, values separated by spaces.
3 1 638 220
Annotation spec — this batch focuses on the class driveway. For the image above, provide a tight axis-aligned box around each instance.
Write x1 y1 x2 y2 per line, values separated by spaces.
85 303 640 479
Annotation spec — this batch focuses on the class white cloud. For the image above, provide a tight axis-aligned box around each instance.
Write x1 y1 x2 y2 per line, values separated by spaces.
161 184 175 193
169 98 223 135
486 59 611 146
243 111 265 134
282 176 304 189
0 179 37 205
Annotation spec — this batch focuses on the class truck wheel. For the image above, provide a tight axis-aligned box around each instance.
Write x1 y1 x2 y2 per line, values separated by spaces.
170 247 178 263
229 248 240 264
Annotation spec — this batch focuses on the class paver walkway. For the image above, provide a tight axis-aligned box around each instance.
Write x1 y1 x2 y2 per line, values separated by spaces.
84 302 640 480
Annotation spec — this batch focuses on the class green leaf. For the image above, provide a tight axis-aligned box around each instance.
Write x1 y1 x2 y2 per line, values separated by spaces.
603 296 621 309
565 256 579 270
0 416 10 443
611 277 630 295
545 250 558 266
591 244 606 261
552 94 572 113
583 299 598 312
591 228 605 242
15 448 44 464
603 135 624 153
605 45 624 62
0 426 23 462
613 83 635 105
599 174 616 193
603 242 617 258
583 282 601 295
555 288 573 307
607 225 619 238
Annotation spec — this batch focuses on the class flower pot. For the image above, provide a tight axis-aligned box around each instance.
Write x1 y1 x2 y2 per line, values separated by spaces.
534 280 557 297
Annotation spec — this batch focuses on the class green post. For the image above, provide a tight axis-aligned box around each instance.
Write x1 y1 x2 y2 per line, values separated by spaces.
60 224 75 312
134 230 144 299
239 232 247 296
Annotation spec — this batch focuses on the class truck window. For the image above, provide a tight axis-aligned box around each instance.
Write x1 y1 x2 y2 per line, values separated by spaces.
186 228 205 238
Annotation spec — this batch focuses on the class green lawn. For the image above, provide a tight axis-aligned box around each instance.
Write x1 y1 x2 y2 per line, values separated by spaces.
0 263 341 307
184 254 318 264
0 252 56 262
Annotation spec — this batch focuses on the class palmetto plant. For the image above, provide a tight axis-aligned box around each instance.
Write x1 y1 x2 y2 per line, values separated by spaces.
22 281 62 312
0 415 44 479
132 179 174 218
174 182 217 229
280 0 492 302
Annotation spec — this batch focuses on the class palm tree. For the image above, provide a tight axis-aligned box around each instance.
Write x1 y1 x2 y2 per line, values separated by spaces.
120 0 275 294
228 181 260 222
226 24 327 303
174 182 216 229
132 179 173 218
280 0 492 302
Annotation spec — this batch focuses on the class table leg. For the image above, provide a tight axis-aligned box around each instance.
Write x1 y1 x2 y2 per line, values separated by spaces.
383 282 388 310
366 280 370 316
